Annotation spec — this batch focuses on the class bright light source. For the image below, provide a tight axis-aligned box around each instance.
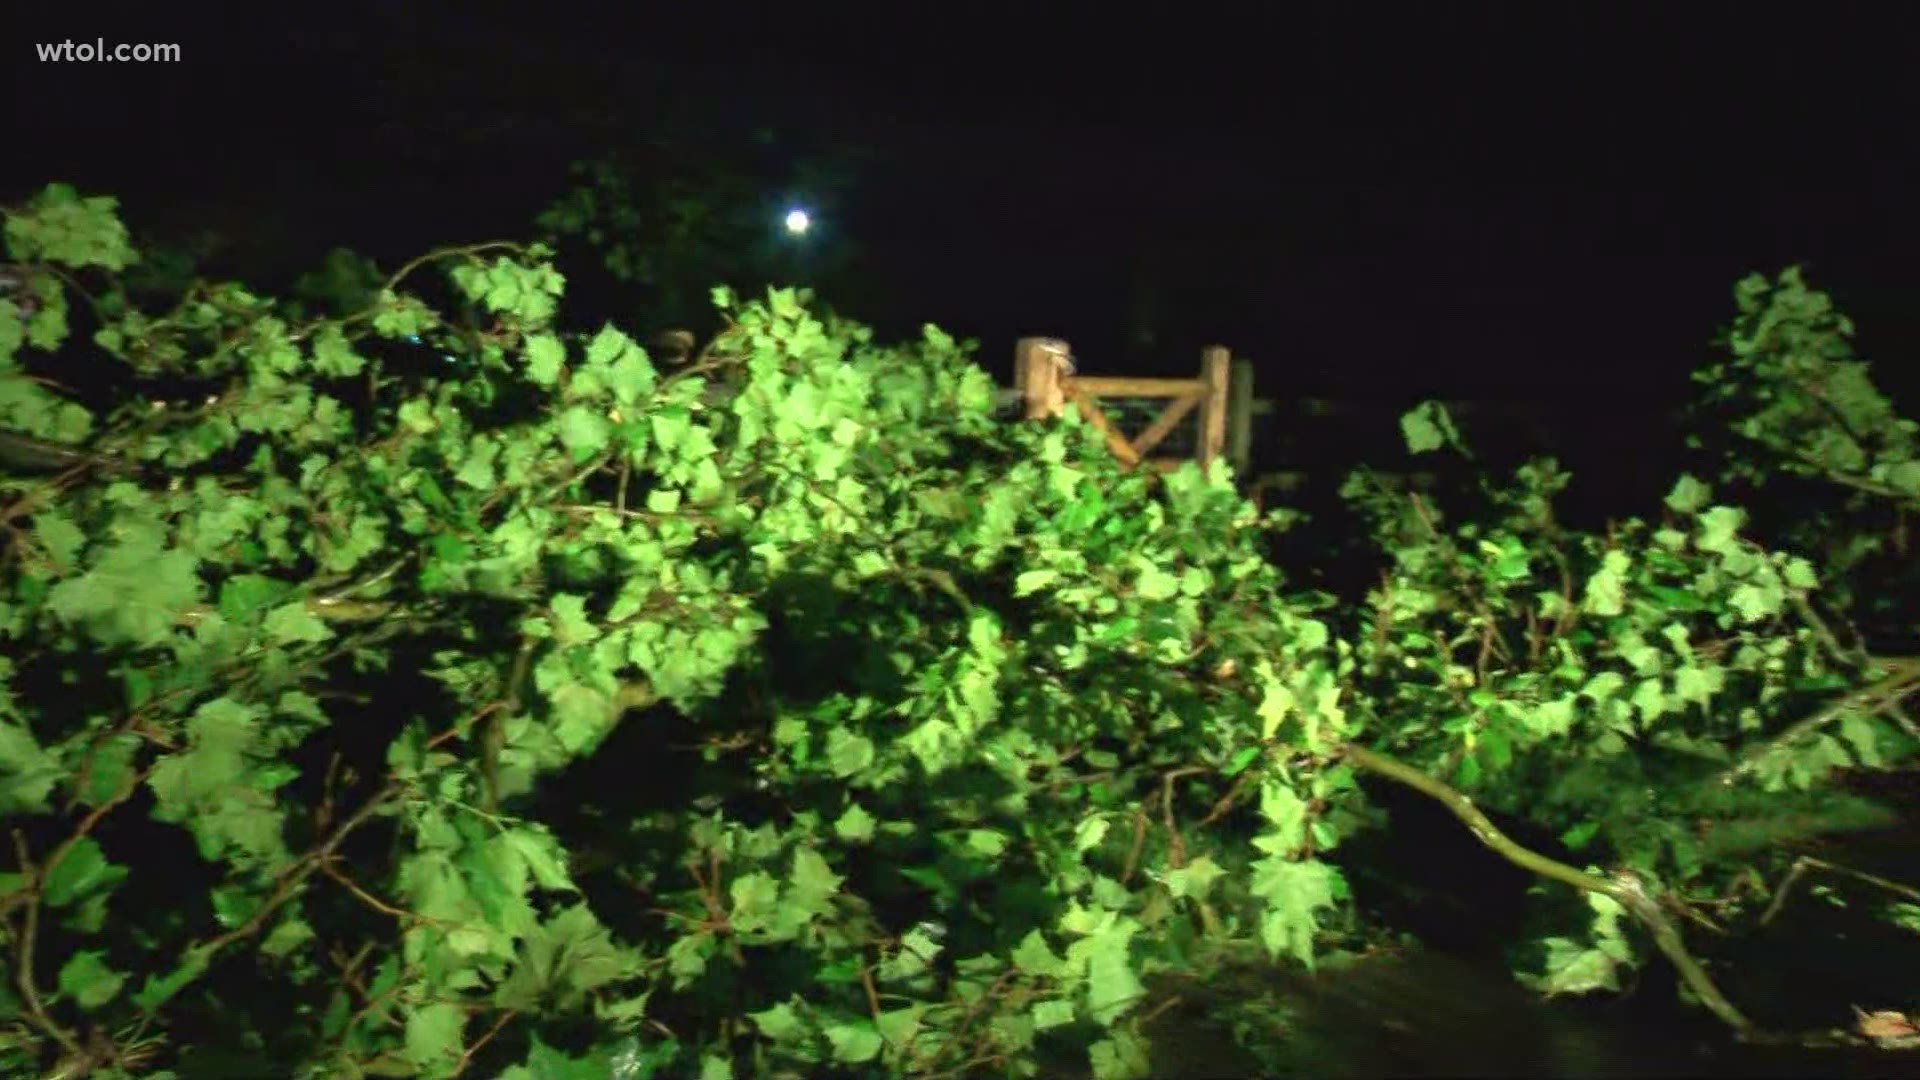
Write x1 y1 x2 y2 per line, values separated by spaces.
783 208 812 236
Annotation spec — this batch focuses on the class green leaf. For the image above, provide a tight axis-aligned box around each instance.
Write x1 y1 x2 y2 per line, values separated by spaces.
833 802 876 843
404 1000 467 1071
1695 505 1745 555
548 683 615 754
557 405 611 458
45 535 203 647
1781 556 1819 590
825 727 875 778
1221 746 1261 777
1840 711 1886 768
1257 780 1308 854
1581 550 1631 617
1399 400 1459 455
1133 562 1179 601
1664 474 1712 514
964 829 1009 859
5 185 137 270
219 574 292 625
1527 936 1628 996
1014 569 1058 597
503 825 577 893
503 1035 626 1080
1160 855 1226 901
749 999 807 1043
825 1019 883 1064
56 949 125 1010
1080 931 1145 1025
261 914 316 958
209 884 259 929
32 510 86 569
548 593 599 644
1089 1030 1153 1080
586 324 634 367
497 904 627 1011
42 838 128 908
262 600 333 645
1074 817 1111 854
0 721 63 814
131 947 210 1011
1729 580 1783 622
1674 665 1724 707
1032 998 1075 1030
77 733 140 807
879 925 944 983
729 871 781 932
310 326 367 377
1013 930 1066 977
786 847 843 917
650 408 690 453
877 1005 924 1052
1249 857 1341 966
1559 820 1601 850
525 333 566 385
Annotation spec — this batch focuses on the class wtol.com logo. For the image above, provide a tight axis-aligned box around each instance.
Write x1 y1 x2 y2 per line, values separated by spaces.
34 39 183 62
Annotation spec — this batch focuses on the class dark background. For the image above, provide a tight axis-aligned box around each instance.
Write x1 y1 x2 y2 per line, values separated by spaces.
6 5 1918 493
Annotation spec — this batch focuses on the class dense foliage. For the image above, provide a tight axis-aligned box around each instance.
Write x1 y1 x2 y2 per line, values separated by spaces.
0 184 1914 1078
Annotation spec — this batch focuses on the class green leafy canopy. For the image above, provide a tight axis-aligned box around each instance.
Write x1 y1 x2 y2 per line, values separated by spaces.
0 187 1910 1079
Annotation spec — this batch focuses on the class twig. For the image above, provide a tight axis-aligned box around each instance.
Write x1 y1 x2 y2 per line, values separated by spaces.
319 861 435 926
149 784 402 1003
5 765 152 924
1761 855 1920 927
1197 767 1259 828
1791 596 1864 667
1120 807 1149 884
400 241 527 288
918 968 1019 1074
451 1008 518 1078
901 567 975 616
8 831 84 1058
1158 767 1208 870
860 960 884 1027
1138 993 1186 1027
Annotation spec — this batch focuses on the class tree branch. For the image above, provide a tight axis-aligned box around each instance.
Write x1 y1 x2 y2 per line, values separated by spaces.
1719 655 1920 787
1337 742 1754 1036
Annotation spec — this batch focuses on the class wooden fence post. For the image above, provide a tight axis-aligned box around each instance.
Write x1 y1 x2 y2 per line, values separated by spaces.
1227 357 1254 474
1015 337 1070 420
1198 346 1231 466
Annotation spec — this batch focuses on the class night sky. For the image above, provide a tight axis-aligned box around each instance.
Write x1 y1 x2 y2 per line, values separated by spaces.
7 6 1919 493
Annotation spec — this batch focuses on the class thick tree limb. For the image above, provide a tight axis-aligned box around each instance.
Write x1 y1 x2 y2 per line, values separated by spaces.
1337 742 1754 1035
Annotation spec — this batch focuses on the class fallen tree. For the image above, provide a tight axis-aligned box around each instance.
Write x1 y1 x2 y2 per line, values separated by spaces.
0 185 1915 1078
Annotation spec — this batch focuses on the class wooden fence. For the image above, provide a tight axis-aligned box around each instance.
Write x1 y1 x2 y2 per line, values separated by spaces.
1007 337 1252 474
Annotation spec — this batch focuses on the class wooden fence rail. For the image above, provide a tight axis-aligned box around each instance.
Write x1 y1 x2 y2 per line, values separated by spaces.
1011 337 1238 474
